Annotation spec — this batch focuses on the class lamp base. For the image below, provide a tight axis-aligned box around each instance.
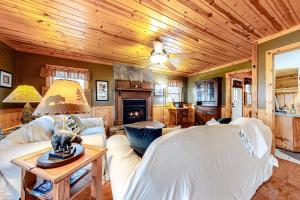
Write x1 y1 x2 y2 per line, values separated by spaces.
22 102 35 124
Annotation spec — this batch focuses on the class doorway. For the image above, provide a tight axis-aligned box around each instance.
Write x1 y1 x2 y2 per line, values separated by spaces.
231 79 243 120
225 69 253 119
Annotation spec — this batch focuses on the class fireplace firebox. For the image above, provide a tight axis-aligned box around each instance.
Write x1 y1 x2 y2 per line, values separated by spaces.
123 99 146 124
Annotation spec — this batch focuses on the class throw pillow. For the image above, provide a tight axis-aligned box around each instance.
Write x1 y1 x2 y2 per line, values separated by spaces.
124 126 162 157
217 118 232 124
65 115 81 135
206 118 220 125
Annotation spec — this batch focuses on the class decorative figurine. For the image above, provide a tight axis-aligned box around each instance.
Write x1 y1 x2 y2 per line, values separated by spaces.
50 131 82 159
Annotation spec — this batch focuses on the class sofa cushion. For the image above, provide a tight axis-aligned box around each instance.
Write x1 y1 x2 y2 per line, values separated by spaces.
80 127 105 136
71 115 104 130
6 116 54 144
124 126 162 157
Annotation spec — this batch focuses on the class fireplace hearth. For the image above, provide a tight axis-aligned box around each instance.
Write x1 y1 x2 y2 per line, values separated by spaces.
123 99 146 124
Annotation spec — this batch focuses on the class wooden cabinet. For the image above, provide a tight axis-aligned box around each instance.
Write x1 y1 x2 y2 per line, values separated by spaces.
195 106 221 125
275 115 300 152
194 78 222 125
195 78 221 107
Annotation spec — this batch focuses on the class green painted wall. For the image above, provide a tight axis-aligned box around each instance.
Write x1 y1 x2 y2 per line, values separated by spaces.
187 61 252 105
258 30 300 109
0 43 19 109
16 52 114 106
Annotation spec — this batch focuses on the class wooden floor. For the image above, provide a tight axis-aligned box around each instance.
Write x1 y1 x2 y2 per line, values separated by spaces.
75 158 300 200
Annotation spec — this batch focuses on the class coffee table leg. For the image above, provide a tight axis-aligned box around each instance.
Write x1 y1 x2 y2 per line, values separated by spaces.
21 169 36 200
53 178 70 200
91 157 102 200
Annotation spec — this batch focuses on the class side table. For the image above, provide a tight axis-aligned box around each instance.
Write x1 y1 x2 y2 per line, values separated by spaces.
12 144 107 200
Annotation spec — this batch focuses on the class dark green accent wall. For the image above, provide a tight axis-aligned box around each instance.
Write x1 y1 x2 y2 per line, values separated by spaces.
16 52 114 106
257 30 300 109
187 61 252 105
152 73 187 105
0 43 18 109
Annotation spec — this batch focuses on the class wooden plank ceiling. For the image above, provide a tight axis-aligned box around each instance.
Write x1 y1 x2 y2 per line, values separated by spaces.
0 0 300 76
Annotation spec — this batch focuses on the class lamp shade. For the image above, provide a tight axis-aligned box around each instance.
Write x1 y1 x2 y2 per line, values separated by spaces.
3 85 42 103
33 79 90 115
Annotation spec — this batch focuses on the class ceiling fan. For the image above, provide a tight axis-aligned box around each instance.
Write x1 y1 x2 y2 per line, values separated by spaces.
147 40 176 71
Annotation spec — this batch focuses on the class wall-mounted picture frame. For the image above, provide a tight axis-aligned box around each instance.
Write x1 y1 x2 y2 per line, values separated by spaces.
154 84 164 96
96 80 108 101
0 70 13 88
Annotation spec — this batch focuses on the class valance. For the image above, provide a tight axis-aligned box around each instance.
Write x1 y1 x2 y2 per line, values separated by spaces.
40 64 90 81
168 80 183 87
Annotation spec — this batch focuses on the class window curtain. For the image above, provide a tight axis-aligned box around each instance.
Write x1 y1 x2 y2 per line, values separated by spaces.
168 80 183 87
40 65 90 80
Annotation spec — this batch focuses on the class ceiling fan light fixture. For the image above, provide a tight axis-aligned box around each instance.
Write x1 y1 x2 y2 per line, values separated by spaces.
149 50 168 64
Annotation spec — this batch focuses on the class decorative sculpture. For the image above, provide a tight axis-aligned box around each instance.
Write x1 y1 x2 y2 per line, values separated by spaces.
50 132 82 159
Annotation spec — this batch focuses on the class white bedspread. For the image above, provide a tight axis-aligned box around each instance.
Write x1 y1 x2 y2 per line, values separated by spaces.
107 122 275 200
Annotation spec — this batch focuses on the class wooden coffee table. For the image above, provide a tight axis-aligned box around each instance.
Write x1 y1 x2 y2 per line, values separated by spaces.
12 144 107 200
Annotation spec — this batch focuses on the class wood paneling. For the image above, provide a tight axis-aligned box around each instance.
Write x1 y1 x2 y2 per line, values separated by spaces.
0 108 23 129
152 105 169 124
90 106 114 126
1 0 300 75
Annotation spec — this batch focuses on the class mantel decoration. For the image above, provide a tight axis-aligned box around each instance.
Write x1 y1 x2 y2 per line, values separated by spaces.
33 79 90 168
3 85 42 123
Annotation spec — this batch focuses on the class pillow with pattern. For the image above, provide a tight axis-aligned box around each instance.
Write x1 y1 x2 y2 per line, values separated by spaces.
65 115 81 135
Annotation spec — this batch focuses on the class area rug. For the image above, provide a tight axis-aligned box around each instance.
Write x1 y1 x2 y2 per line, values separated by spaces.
280 149 300 161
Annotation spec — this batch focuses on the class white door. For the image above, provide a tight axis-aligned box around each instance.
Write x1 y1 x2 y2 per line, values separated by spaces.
232 79 243 120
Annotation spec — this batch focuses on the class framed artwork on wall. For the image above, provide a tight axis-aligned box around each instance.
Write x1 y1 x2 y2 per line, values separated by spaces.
0 70 13 88
154 84 164 96
96 80 108 101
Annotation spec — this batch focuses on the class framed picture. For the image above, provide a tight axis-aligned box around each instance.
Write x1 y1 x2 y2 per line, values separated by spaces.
0 70 13 88
96 80 108 101
154 84 164 96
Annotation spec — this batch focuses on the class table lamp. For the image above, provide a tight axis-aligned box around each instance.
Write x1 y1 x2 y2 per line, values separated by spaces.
33 79 90 161
3 85 42 123
33 79 90 126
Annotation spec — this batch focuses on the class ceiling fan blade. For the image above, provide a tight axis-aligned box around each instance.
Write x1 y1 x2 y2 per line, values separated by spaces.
162 61 176 71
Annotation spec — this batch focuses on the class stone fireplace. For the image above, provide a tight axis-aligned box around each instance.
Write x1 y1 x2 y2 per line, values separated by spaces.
115 80 153 125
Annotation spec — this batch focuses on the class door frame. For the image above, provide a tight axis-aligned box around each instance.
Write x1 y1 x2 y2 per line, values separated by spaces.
225 69 252 118
265 41 300 152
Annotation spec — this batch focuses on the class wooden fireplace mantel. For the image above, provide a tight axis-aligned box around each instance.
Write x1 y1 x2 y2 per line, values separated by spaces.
115 80 153 125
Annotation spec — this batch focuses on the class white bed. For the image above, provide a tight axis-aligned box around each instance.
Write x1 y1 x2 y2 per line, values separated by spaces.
107 118 277 200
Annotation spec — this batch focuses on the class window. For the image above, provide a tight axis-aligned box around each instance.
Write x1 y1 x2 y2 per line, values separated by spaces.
53 77 85 89
167 86 182 102
41 65 91 104
166 80 183 103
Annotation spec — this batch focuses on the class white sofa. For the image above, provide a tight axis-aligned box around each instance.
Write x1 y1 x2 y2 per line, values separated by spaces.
107 118 277 200
0 115 107 200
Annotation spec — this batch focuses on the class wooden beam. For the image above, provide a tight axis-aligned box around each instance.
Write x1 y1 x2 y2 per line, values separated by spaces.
252 41 258 118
